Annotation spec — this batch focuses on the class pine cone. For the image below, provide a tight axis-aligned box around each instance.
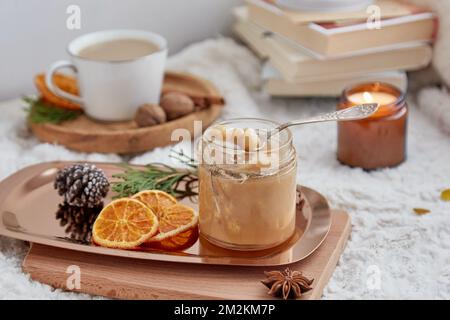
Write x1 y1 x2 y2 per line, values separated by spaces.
56 202 103 243
54 163 109 208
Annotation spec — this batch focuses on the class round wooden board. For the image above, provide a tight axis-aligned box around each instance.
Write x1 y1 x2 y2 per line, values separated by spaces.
29 71 223 154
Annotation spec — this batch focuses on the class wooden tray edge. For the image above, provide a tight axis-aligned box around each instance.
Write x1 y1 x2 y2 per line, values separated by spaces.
309 210 351 300
22 210 351 300
29 71 224 154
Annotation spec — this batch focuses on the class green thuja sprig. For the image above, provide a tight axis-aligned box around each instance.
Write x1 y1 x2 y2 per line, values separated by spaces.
23 96 81 124
111 149 199 200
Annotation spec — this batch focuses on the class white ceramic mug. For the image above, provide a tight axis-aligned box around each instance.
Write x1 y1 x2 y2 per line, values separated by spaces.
46 30 167 121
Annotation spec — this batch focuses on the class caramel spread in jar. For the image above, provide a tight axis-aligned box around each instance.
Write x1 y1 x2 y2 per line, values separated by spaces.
198 119 297 251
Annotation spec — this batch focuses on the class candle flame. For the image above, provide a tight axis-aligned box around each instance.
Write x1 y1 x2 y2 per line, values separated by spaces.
362 91 374 103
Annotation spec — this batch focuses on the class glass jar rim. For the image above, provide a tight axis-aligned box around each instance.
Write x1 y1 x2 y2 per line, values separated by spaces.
202 117 293 153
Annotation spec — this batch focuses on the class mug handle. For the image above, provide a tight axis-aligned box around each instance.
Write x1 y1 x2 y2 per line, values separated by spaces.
45 60 84 105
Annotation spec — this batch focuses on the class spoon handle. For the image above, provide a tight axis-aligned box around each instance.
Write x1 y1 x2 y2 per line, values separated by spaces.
275 103 379 133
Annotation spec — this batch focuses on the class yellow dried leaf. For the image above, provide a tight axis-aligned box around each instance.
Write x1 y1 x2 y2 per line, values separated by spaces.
413 208 430 215
440 189 450 201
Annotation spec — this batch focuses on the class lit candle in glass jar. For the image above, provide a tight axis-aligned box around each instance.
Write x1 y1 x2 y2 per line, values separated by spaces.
337 82 408 170
348 91 397 106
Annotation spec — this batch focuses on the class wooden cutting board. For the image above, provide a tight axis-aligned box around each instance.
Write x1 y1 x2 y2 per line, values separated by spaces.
29 72 224 154
22 210 351 300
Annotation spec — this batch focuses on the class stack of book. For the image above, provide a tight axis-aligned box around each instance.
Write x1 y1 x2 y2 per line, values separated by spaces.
233 0 436 97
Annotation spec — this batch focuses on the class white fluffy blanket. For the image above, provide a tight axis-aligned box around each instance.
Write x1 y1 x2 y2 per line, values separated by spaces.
406 0 450 133
1 38 449 299
407 0 450 86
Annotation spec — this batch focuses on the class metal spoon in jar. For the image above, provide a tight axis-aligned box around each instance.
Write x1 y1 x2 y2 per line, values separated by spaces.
265 103 379 141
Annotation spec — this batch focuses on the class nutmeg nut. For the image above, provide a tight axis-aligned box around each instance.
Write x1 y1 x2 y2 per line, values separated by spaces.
160 92 195 120
134 104 167 127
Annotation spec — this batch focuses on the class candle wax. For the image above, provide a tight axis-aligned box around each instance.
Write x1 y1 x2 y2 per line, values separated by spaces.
348 91 397 106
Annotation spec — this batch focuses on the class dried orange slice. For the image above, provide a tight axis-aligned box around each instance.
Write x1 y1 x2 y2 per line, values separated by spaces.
92 198 159 249
148 203 199 242
132 190 198 243
132 190 177 218
143 227 199 251
34 73 82 110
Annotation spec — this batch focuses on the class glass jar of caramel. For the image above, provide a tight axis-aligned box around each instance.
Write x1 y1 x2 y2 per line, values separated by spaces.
337 82 407 170
197 118 297 251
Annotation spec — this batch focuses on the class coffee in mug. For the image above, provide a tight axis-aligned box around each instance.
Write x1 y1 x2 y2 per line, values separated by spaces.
77 39 160 61
45 30 167 121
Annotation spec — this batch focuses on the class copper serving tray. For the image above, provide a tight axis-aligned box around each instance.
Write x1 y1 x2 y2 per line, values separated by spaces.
0 162 331 266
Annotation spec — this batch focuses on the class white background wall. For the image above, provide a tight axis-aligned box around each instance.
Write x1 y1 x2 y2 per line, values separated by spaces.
0 0 242 100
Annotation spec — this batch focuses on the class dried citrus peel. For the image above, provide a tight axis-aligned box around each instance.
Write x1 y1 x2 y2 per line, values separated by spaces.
149 203 199 242
34 73 82 111
132 190 198 242
132 190 177 218
93 190 199 251
142 227 199 251
92 198 159 249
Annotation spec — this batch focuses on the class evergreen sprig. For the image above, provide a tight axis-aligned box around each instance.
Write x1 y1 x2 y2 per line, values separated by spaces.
111 149 199 200
23 96 81 124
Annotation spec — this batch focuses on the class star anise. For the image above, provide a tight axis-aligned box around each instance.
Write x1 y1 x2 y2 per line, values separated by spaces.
261 268 314 299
